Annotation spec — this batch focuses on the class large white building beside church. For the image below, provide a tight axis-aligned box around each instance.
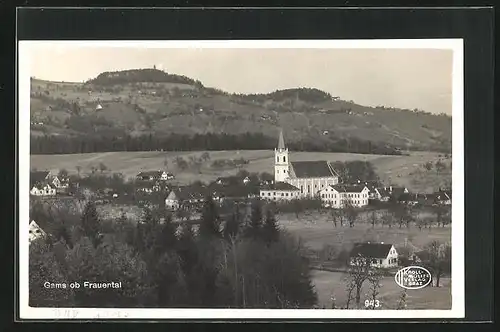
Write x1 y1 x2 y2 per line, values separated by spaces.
260 130 340 200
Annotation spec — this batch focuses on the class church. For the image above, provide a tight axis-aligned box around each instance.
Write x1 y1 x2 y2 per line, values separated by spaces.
260 130 340 200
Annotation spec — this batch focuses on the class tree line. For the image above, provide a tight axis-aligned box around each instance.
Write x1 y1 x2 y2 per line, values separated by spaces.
30 132 403 155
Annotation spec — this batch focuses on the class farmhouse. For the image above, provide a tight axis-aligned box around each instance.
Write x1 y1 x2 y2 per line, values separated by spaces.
136 170 173 181
29 220 47 244
349 242 399 269
272 130 339 199
260 182 301 201
165 187 206 210
319 184 370 208
30 171 57 196
373 186 409 201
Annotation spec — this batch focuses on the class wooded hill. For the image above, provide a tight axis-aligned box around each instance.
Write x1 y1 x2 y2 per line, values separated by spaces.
29 68 452 155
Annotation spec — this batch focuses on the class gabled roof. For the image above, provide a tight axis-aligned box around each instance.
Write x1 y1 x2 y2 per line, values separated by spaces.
290 161 338 178
31 182 53 190
30 171 50 187
261 182 300 191
330 184 367 193
375 186 408 198
169 186 208 201
214 176 241 185
433 191 451 201
350 242 394 259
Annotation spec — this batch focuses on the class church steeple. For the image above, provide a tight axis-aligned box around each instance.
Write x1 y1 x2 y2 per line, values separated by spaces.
277 129 286 151
274 129 289 183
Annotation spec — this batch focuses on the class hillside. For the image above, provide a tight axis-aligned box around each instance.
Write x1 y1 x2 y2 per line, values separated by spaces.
29 68 452 154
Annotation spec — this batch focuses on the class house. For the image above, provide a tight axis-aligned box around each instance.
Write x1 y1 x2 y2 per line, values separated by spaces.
165 186 207 210
30 182 56 196
49 174 70 192
319 184 370 208
432 190 452 205
136 170 171 181
211 183 258 202
372 186 409 201
135 181 163 194
259 182 301 201
214 176 241 187
29 220 47 244
349 242 399 269
243 176 251 184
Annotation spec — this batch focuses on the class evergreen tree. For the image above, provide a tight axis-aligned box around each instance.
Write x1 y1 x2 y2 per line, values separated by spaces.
154 214 177 253
80 201 101 247
262 208 280 244
199 196 221 238
223 204 241 241
244 200 263 239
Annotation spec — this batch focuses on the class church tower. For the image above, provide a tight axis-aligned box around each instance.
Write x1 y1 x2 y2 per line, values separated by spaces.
274 129 290 183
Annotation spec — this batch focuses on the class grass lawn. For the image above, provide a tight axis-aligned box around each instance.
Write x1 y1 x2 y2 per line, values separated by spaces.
311 270 451 309
279 213 451 251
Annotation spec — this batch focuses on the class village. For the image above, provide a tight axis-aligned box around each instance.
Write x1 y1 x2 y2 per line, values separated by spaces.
29 130 452 281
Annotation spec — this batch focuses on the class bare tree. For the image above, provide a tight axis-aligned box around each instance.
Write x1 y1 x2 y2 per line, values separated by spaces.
366 269 383 309
344 199 358 228
421 240 451 287
370 210 377 228
99 162 108 174
345 254 375 308
396 289 408 309
75 165 82 177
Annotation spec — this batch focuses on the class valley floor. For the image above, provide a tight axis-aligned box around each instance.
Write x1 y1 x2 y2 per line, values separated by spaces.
30 150 451 193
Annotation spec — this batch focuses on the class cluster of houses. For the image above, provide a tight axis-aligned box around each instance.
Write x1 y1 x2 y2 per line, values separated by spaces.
29 171 70 197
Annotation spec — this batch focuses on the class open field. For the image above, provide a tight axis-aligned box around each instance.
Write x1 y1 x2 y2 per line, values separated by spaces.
279 215 452 310
311 270 451 309
30 150 450 193
279 214 451 252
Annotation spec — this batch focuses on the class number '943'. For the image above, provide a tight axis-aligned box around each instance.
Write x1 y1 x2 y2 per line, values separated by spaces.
365 300 381 308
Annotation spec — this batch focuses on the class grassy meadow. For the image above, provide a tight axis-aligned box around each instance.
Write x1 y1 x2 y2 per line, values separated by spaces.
30 150 450 193
312 270 451 309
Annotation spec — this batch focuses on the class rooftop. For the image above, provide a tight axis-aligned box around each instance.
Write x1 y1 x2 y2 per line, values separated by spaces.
350 242 394 259
330 184 367 193
291 161 338 178
261 182 300 191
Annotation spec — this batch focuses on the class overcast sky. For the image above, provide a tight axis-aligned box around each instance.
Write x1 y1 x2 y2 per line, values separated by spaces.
27 45 453 114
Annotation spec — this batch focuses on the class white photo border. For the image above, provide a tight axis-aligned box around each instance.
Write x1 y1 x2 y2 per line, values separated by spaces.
18 39 464 320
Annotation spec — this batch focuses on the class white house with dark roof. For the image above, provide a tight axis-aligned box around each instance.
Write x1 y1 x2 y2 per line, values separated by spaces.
319 184 370 208
273 130 339 199
260 182 301 201
349 242 399 269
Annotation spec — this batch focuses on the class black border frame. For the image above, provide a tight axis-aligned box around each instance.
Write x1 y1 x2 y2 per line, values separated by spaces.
10 7 494 324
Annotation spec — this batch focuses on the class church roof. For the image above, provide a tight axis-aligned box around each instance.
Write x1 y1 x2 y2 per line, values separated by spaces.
277 129 286 150
290 161 338 178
